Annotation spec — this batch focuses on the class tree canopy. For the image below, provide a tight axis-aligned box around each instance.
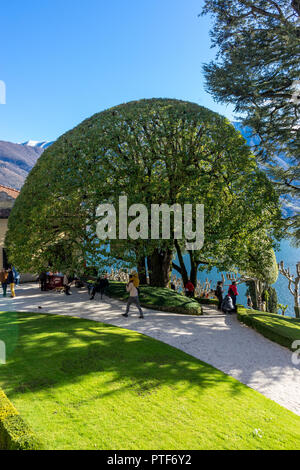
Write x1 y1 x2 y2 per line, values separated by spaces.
201 0 300 242
6 98 282 286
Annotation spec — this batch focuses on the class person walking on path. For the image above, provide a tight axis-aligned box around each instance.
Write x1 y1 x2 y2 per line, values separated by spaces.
215 281 224 310
63 274 73 296
12 267 20 286
90 276 109 300
0 269 8 297
122 276 144 319
7 268 16 298
228 281 239 312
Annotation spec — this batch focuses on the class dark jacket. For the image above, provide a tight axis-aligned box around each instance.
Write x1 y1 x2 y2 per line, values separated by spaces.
216 285 223 298
95 278 109 292
7 271 15 284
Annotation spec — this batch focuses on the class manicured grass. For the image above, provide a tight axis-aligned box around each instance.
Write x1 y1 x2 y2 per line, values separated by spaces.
0 311 299 450
107 281 202 315
237 307 300 350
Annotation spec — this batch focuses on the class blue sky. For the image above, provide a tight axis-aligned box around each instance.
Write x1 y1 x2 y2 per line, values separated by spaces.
0 0 234 143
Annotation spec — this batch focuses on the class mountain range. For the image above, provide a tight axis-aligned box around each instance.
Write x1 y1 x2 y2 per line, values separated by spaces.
0 140 53 190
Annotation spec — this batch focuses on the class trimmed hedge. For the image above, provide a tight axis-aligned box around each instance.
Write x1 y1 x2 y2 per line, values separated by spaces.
196 298 219 306
0 388 40 450
107 282 203 315
237 307 300 350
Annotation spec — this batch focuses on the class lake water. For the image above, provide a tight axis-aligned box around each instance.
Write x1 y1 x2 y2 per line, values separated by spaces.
174 239 299 317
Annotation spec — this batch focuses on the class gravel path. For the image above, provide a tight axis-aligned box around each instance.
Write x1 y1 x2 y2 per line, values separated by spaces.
1 283 300 416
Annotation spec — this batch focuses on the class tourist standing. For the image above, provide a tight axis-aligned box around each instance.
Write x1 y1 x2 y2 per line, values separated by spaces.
90 276 109 300
228 281 238 311
7 268 16 298
39 272 48 291
122 276 144 319
216 281 224 310
12 267 20 286
63 274 72 295
247 295 253 309
185 280 195 298
101 275 109 298
0 269 8 297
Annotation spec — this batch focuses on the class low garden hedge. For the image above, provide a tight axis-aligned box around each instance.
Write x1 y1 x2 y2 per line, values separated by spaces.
237 306 300 350
107 282 203 315
0 388 40 450
196 298 219 306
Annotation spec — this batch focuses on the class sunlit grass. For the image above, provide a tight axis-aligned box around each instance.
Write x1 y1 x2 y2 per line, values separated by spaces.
0 311 299 450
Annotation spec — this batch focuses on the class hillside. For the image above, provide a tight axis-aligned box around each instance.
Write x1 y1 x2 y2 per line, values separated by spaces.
0 141 44 190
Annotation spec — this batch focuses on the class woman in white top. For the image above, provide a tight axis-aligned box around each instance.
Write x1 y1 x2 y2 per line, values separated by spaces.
122 276 144 319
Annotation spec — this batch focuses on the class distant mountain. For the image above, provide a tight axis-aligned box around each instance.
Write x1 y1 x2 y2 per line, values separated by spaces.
0 141 49 190
21 140 54 150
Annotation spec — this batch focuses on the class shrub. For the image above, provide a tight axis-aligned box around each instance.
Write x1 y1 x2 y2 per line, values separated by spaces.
107 282 203 315
237 307 300 350
196 298 219 306
266 286 278 314
0 388 41 450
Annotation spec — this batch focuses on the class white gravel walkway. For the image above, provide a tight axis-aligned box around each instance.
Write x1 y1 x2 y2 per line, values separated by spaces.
1 283 300 416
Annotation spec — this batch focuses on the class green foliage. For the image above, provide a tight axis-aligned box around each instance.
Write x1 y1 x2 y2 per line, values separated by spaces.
107 281 202 315
0 388 41 450
201 0 300 240
5 99 282 278
241 246 279 286
265 286 278 314
278 304 289 316
237 306 300 349
196 298 219 306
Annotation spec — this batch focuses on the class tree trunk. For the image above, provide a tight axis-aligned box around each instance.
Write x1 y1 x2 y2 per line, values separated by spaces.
137 256 147 285
189 252 199 290
254 280 260 310
294 285 300 318
174 241 188 286
148 248 173 287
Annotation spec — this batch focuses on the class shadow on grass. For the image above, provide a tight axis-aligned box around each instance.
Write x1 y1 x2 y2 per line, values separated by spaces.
0 311 247 401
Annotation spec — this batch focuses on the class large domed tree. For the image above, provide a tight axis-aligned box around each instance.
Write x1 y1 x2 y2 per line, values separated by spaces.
5 98 282 286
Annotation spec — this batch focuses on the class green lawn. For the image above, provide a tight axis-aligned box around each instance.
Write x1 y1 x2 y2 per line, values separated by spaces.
107 281 202 315
0 311 299 450
237 307 300 350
